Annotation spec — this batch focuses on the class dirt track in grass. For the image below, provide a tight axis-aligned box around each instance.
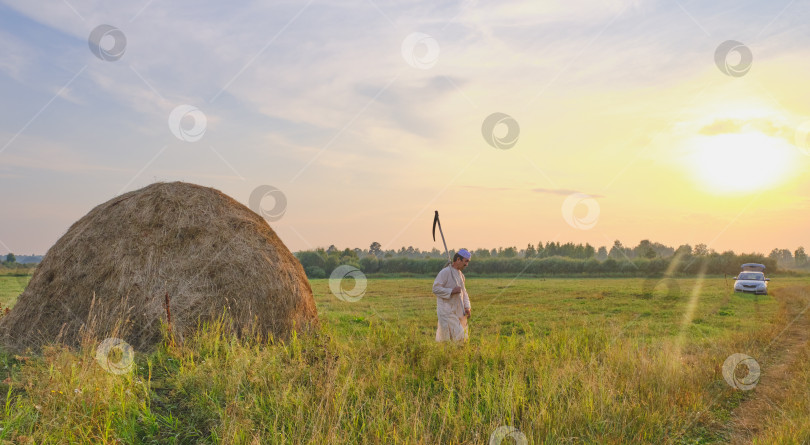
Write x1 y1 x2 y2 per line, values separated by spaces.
729 285 810 444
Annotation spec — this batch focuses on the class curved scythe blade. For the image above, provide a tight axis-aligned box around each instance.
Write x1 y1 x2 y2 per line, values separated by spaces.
433 210 451 262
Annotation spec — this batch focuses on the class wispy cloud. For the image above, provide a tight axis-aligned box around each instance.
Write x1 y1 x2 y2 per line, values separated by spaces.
459 185 516 191
532 188 605 198
698 117 792 139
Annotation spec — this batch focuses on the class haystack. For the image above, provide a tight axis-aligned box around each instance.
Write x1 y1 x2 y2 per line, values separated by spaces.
0 182 318 351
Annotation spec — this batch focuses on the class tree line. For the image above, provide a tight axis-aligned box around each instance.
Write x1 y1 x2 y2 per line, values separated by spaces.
294 240 797 278
0 253 36 271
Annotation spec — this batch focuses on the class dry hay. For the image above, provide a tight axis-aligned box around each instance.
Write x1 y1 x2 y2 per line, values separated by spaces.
0 182 318 351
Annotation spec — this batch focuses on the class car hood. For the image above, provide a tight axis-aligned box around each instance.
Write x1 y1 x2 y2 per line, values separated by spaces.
735 279 766 286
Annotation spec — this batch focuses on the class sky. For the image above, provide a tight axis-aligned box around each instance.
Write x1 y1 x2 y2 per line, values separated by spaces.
1 0 809 256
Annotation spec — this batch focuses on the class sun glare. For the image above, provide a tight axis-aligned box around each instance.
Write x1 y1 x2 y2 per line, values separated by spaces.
688 132 797 194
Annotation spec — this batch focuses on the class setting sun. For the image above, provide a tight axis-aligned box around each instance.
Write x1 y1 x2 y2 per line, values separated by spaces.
686 132 797 194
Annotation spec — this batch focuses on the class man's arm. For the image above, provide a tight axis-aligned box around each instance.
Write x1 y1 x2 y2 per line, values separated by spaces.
432 268 457 299
461 273 471 315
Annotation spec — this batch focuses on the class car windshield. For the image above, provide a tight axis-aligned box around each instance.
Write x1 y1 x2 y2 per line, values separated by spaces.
738 272 764 281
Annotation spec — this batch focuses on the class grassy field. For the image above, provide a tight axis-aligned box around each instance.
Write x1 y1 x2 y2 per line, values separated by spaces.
0 274 808 443
0 271 29 309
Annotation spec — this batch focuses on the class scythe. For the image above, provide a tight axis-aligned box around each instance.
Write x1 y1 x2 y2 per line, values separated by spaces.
432 210 451 264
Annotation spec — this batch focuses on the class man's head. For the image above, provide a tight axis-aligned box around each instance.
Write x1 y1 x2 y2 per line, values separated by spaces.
452 248 471 270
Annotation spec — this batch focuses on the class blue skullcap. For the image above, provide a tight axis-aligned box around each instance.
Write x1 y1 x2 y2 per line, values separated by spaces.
457 248 471 259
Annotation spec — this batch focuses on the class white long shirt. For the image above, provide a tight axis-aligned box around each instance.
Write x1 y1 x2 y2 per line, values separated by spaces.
432 265 471 320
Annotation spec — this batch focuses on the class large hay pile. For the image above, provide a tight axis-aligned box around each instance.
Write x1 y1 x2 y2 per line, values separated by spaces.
0 182 318 351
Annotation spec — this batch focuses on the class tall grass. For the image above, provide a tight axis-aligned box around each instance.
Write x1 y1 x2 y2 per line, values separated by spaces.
0 277 801 443
0 321 781 443
752 345 810 444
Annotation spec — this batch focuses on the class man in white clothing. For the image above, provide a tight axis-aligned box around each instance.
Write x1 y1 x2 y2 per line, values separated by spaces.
433 248 472 342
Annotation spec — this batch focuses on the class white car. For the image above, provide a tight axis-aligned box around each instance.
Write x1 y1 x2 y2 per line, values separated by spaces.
733 271 769 295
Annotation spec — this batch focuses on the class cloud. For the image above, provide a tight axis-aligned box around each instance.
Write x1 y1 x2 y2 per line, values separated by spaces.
699 119 742 135
454 0 645 27
697 117 795 147
459 185 516 191
532 188 604 198
0 144 126 173
0 29 34 82
457 186 607 199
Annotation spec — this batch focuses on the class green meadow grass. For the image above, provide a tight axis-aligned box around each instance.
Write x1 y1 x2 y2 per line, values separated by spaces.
0 271 29 309
0 275 805 444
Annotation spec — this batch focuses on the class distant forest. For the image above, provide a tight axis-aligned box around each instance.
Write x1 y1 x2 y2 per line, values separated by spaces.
4 241 805 277
295 240 808 278
0 253 38 270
